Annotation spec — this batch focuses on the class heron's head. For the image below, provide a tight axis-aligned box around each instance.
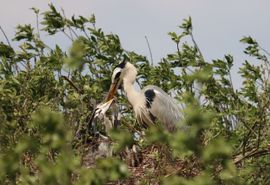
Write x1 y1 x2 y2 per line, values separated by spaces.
106 59 127 101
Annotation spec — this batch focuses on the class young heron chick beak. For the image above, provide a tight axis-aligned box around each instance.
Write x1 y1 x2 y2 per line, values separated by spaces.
93 69 122 118
93 80 120 119
94 98 115 118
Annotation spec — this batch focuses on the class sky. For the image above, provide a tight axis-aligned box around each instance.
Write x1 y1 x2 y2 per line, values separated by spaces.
1 0 270 88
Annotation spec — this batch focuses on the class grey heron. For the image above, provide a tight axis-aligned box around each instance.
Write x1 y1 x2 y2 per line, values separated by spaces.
104 60 183 132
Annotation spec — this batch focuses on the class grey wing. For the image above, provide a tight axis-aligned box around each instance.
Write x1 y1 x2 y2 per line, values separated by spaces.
142 85 183 131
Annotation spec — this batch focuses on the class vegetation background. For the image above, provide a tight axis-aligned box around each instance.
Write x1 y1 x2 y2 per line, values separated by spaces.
0 4 270 185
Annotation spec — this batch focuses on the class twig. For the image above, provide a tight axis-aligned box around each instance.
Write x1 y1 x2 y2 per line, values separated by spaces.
241 118 258 138
257 121 262 149
0 26 20 73
176 42 195 74
61 75 84 94
228 69 235 93
190 30 205 64
241 121 258 156
145 36 154 66
61 8 74 41
35 11 40 39
20 61 28 70
256 100 267 149
61 30 73 41
87 108 98 134
259 46 270 57
176 42 181 59
82 30 91 40
69 26 79 39
234 145 270 164
60 8 79 40
0 25 11 47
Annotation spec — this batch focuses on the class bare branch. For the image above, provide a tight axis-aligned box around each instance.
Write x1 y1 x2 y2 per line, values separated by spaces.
0 26 12 47
259 46 270 57
145 36 154 66
234 145 270 164
190 29 205 64
61 8 74 41
61 75 84 94
34 11 40 38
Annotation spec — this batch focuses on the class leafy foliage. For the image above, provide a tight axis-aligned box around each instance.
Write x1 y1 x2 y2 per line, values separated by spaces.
0 5 270 185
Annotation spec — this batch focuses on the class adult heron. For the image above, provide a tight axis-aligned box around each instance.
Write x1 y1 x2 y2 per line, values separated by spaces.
103 60 183 132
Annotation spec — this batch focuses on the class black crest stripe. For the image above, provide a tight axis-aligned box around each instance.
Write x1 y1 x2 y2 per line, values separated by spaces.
114 72 121 80
115 59 127 69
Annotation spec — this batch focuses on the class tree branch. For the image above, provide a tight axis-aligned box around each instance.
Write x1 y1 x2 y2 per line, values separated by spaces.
190 29 205 64
0 25 12 47
234 145 270 164
145 36 153 66
61 75 84 94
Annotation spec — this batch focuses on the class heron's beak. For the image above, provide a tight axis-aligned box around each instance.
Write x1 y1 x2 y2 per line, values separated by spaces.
106 81 120 101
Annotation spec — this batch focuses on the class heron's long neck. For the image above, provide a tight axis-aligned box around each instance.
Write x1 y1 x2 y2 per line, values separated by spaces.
123 78 140 107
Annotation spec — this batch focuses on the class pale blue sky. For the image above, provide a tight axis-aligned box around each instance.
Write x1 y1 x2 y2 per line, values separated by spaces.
1 0 269 88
